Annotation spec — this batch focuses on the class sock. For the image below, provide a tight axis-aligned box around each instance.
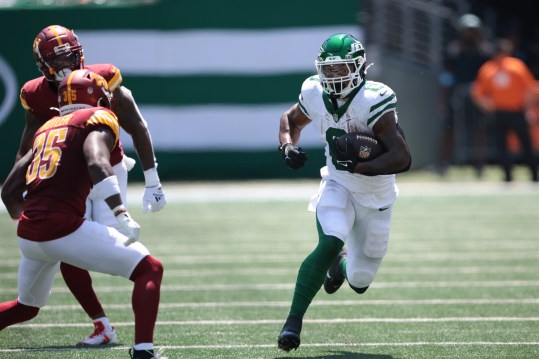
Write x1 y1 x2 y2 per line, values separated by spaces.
341 258 348 280
0 299 39 330
288 216 344 317
130 255 163 344
134 342 154 351
60 262 105 319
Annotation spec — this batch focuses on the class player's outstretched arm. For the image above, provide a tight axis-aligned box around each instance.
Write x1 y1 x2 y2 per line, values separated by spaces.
112 86 166 213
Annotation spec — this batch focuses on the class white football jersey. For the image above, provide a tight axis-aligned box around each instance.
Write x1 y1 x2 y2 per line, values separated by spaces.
299 75 399 208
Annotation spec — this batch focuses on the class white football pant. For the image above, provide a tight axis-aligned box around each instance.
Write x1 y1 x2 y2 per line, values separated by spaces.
310 177 393 289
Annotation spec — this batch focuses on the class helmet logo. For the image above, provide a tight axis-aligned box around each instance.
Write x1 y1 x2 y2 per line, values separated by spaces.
350 42 363 52
89 72 109 90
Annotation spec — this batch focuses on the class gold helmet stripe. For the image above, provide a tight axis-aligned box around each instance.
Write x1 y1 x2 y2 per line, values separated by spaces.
65 71 77 105
48 25 64 45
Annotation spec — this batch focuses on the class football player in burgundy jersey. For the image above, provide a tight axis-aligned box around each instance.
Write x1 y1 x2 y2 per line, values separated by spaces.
14 25 167 346
2 69 166 359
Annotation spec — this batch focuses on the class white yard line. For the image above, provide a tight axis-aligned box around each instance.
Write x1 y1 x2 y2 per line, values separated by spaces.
2 341 539 353
10 316 539 329
1 280 539 295
2 264 536 279
27 298 539 312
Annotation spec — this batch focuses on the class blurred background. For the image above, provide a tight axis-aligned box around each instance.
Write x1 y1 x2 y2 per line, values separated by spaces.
0 0 537 181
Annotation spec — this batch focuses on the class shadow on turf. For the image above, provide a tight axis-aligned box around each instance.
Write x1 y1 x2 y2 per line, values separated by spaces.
274 350 395 359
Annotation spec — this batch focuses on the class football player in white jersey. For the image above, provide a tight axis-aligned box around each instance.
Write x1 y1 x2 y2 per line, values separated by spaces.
277 33 412 352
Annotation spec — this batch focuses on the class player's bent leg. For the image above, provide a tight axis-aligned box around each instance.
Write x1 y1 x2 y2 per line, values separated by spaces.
315 197 353 295
0 300 39 330
130 255 164 345
278 216 344 352
288 220 343 317
346 207 391 294
61 262 104 319
324 248 347 294
61 252 117 346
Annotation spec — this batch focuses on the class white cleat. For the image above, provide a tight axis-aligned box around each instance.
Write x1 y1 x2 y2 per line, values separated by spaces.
76 320 118 346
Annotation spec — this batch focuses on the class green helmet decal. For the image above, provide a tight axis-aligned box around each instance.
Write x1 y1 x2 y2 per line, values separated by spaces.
315 33 367 97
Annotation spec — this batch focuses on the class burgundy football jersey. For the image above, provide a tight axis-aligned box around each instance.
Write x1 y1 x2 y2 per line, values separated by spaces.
18 107 120 241
19 63 124 166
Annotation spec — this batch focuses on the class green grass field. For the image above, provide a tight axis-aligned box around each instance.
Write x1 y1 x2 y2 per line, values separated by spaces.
1 166 539 358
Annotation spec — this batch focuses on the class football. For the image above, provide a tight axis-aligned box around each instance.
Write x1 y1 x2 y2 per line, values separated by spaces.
334 131 384 161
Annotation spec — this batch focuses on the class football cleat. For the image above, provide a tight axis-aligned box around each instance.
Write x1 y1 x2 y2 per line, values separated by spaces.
277 315 302 352
129 348 168 359
323 249 347 294
76 320 118 346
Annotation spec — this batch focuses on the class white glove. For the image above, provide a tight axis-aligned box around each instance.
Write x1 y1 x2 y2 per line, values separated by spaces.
114 207 141 246
143 185 166 213
142 167 166 213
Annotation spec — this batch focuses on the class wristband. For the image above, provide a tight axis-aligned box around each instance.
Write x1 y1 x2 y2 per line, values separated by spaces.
92 176 121 201
112 205 127 217
143 167 160 187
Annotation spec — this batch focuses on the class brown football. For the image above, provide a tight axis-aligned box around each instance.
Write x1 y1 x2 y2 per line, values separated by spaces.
334 132 385 161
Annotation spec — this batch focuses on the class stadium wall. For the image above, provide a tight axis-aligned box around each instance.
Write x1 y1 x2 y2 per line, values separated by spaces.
0 1 437 181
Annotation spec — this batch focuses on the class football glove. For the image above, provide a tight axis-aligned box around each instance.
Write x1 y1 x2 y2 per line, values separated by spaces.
143 167 166 213
332 136 358 173
114 208 140 246
280 143 308 170
142 185 166 213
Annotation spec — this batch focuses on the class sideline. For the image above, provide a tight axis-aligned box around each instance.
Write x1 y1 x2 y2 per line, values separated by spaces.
1 179 538 212
124 179 538 204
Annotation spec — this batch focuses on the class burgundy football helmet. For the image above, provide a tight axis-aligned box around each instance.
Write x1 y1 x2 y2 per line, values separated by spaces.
33 25 85 82
58 69 112 115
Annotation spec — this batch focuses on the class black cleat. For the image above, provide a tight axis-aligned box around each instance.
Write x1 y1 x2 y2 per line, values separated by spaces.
129 348 168 359
323 249 347 294
277 315 302 352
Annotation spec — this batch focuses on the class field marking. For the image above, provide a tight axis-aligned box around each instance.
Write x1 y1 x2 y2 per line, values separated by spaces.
2 251 539 267
2 279 539 295
2 180 538 214
10 316 539 329
2 341 539 353
3 264 537 280
30 298 539 312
